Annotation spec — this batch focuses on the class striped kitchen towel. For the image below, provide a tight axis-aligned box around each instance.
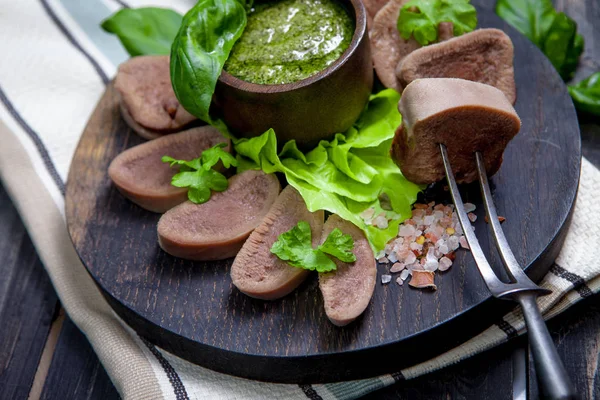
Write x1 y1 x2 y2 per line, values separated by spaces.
0 0 599 399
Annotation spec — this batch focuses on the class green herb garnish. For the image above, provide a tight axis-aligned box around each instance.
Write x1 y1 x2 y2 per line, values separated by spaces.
568 72 600 116
170 0 248 124
495 0 584 81
234 89 422 253
101 8 183 57
162 143 238 204
270 221 356 273
397 0 477 46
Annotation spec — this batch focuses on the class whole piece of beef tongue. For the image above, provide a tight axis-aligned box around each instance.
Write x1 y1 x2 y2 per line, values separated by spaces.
370 0 454 92
318 214 376 327
108 126 229 213
157 170 281 261
396 29 517 104
115 55 197 140
391 78 521 185
231 186 324 300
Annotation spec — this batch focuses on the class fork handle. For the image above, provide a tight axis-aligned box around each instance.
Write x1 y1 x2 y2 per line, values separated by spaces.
517 293 576 399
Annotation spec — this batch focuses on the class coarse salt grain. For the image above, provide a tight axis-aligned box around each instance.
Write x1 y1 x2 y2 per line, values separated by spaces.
381 274 392 284
464 203 476 213
390 262 405 273
380 200 474 290
459 236 470 249
400 269 410 280
439 257 453 271
396 277 404 285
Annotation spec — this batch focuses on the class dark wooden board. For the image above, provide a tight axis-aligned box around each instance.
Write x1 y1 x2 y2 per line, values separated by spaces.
40 318 120 400
65 10 581 383
0 183 59 399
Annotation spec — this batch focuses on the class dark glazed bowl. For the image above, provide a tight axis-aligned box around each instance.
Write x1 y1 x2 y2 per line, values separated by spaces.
214 0 373 148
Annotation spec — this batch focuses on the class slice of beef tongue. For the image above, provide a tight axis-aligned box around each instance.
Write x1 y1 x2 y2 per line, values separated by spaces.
396 29 516 104
231 186 324 300
108 126 229 213
115 55 197 140
370 0 455 92
157 171 281 261
319 214 376 327
390 78 521 185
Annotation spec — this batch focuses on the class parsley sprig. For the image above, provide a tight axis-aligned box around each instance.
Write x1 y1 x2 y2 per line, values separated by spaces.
270 221 356 273
162 143 238 204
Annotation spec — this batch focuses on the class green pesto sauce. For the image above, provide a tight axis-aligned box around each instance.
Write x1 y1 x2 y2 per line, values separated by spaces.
224 0 354 85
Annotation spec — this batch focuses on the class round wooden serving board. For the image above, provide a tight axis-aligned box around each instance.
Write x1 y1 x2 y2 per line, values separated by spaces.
66 11 581 383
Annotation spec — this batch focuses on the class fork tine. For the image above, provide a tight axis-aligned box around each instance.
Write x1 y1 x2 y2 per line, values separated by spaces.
475 152 534 284
439 144 506 293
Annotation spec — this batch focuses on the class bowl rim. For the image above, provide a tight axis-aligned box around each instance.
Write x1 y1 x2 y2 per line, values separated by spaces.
218 0 367 93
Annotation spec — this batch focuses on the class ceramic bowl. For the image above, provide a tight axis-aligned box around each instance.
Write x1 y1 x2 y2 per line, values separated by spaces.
214 0 373 148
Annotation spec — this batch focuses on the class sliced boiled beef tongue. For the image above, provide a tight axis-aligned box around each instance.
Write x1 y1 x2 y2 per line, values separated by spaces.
157 170 281 261
396 29 517 104
319 214 376 327
390 78 521 185
370 0 455 92
230 185 324 300
108 126 230 213
115 55 197 140
363 0 390 28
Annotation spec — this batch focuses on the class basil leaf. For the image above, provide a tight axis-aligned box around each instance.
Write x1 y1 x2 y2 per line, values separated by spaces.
568 72 600 116
496 0 584 81
170 0 247 124
101 8 183 57
397 0 477 46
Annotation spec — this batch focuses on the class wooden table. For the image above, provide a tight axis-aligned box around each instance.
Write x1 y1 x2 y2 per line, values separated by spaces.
1 0 598 398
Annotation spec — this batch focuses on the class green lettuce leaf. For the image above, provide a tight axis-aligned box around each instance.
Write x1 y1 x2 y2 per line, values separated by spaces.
270 221 355 273
101 8 183 57
397 0 477 46
234 89 423 252
170 0 247 124
495 0 584 81
568 72 600 116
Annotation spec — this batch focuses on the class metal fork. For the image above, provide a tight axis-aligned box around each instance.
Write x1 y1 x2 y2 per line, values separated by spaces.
439 144 576 400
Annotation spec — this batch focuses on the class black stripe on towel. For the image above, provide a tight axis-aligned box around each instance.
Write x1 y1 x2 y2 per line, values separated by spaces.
140 337 190 400
299 384 324 400
550 263 593 298
391 371 405 382
39 0 109 85
112 0 131 8
496 319 518 339
0 85 66 195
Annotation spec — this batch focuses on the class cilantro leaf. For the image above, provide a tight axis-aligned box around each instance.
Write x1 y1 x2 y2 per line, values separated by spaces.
200 143 238 170
270 221 356 273
397 0 477 46
318 228 357 263
162 143 234 204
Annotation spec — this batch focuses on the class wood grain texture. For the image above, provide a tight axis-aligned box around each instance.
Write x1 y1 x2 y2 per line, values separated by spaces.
40 318 120 400
65 10 581 383
0 184 59 400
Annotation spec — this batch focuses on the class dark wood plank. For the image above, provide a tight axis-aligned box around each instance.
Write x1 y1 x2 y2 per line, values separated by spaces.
0 183 59 400
367 293 600 400
40 318 120 400
64 8 581 383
